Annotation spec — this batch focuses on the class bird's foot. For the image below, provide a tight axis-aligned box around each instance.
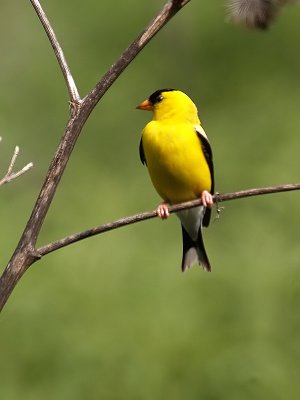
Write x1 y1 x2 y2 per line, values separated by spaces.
201 190 214 208
156 202 170 219
214 192 225 221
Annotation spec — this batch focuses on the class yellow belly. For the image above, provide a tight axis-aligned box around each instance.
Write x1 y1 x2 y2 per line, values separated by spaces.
142 120 211 204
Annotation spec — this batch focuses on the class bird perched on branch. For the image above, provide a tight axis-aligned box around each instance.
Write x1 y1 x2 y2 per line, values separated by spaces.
227 0 299 30
137 89 214 272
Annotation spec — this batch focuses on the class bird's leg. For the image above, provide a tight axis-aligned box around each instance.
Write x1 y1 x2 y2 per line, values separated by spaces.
156 202 170 219
214 192 225 220
201 190 214 208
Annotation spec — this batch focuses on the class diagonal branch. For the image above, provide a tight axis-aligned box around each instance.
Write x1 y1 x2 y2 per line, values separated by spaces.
37 182 300 257
30 0 81 103
85 0 191 106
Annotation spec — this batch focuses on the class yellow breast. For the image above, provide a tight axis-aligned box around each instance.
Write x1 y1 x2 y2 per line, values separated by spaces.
142 120 212 204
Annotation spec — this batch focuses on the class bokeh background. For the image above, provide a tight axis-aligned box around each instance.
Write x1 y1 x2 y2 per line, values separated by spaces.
1 1 300 399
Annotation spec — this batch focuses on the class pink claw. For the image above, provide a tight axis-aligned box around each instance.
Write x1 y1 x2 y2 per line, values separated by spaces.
201 190 213 208
156 202 170 219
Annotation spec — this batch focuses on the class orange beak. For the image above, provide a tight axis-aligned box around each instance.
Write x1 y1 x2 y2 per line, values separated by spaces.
136 99 153 111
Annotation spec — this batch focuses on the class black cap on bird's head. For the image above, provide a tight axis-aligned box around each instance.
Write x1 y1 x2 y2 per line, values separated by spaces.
148 88 176 105
136 88 176 111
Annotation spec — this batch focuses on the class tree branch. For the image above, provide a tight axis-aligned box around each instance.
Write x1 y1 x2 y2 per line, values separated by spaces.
37 182 300 257
20 0 191 251
84 0 191 107
29 0 81 103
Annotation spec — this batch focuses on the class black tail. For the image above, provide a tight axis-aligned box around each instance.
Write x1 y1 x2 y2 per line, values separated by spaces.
181 225 211 272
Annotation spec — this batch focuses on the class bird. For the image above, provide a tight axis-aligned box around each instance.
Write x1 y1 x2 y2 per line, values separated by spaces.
226 0 299 30
137 89 214 272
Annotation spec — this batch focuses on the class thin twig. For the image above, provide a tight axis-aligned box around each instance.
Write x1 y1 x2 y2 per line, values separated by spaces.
37 182 300 257
7 146 19 176
30 0 81 103
0 141 33 187
85 0 191 106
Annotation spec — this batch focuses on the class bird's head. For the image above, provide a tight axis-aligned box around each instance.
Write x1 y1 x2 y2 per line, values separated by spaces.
136 89 200 124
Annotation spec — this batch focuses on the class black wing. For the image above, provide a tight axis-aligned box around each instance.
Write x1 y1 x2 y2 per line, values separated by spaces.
195 127 214 227
139 137 147 165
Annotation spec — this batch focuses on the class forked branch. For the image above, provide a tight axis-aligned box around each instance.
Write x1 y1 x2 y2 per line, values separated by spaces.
0 0 192 312
0 137 33 187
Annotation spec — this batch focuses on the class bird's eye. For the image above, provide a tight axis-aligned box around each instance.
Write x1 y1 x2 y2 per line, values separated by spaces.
148 90 167 105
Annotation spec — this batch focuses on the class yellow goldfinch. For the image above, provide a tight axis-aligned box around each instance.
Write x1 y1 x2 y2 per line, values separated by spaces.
137 89 214 271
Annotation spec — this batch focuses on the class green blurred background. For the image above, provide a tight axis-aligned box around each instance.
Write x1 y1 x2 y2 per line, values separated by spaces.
1 1 300 399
